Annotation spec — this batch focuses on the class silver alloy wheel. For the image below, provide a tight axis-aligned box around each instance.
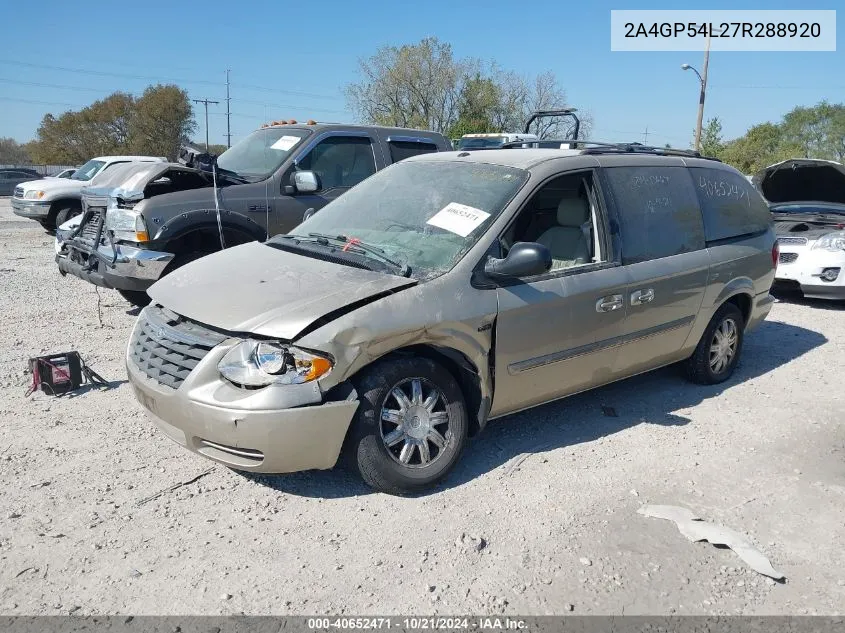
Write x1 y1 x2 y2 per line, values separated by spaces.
379 377 451 469
709 317 738 375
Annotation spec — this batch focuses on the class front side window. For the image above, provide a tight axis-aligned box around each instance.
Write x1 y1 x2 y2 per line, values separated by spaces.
216 127 308 181
503 171 605 272
71 159 106 181
604 166 705 264
296 136 376 190
275 160 528 280
690 167 772 242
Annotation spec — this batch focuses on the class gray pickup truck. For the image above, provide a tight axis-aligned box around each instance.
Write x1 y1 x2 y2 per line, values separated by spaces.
56 122 450 306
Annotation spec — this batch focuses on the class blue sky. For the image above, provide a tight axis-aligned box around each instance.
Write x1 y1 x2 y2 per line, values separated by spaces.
0 0 841 150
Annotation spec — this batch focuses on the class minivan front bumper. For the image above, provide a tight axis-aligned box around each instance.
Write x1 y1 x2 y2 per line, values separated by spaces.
125 312 358 473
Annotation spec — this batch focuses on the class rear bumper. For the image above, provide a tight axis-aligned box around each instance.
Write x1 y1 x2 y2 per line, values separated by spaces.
56 241 174 292
11 198 51 219
746 291 775 331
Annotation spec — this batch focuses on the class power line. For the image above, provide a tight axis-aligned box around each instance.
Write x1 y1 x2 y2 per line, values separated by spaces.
0 58 340 99
0 96 85 108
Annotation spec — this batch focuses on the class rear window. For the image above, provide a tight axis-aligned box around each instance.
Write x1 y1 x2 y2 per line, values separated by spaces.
604 166 705 264
689 167 772 242
388 140 438 163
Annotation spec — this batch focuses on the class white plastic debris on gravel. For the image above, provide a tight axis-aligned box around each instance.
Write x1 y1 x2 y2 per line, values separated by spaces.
0 197 844 616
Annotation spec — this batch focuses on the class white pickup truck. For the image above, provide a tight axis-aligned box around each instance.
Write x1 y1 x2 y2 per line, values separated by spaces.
12 155 165 231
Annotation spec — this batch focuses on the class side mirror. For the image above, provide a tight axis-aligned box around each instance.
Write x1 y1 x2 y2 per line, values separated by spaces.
293 170 320 193
484 242 552 279
303 207 317 221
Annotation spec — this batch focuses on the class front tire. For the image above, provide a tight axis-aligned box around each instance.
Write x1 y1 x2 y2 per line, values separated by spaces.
118 289 152 308
346 356 468 494
684 302 744 385
54 206 82 228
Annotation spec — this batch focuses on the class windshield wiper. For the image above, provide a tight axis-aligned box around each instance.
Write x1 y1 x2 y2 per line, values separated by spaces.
277 233 410 276
306 233 410 276
209 165 250 184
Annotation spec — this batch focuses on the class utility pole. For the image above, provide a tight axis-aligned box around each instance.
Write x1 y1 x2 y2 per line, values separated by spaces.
694 34 711 152
192 98 219 151
642 126 649 144
225 69 232 148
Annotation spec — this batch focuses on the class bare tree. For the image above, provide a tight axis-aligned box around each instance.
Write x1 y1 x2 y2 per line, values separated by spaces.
345 37 474 134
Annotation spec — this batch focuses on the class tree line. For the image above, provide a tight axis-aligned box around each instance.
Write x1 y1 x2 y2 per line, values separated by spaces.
697 101 845 173
344 37 590 139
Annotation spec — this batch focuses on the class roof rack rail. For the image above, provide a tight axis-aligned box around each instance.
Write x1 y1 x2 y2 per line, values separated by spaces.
498 138 722 162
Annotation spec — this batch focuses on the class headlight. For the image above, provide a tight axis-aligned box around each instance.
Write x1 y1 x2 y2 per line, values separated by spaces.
812 231 845 252
218 340 333 387
105 201 149 242
23 190 45 200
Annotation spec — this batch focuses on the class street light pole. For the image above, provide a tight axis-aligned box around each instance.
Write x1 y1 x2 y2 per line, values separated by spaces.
682 33 711 152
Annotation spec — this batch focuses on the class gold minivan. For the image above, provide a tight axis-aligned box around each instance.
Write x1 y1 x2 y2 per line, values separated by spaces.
126 145 777 494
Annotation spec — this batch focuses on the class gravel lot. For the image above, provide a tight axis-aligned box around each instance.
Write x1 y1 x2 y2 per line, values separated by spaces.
0 197 843 616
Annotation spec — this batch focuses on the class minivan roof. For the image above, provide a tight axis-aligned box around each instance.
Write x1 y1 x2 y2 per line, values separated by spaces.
405 148 737 172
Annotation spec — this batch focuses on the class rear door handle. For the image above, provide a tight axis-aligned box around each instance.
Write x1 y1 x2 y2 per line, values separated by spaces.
596 294 624 313
630 288 655 305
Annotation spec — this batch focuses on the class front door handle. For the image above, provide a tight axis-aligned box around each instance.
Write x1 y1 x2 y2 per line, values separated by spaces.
596 294 624 313
630 288 655 305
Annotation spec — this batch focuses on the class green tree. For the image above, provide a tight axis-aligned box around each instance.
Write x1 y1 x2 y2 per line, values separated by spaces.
130 85 196 161
720 122 802 174
31 92 135 163
698 117 724 158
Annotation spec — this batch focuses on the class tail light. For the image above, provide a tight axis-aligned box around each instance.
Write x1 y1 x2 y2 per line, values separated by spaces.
772 241 780 268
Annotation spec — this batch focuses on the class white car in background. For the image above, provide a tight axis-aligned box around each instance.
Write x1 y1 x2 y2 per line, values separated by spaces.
754 158 845 300
12 155 165 231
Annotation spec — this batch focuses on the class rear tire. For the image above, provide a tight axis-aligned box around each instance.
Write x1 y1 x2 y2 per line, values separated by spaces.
345 356 468 495
684 302 744 385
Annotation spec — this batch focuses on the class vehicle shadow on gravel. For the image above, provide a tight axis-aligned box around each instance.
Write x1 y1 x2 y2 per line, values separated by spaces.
770 289 845 311
246 319 827 498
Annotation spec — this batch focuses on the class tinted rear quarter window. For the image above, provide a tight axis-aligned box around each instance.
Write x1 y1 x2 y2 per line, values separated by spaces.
604 166 705 264
388 140 439 163
689 167 772 242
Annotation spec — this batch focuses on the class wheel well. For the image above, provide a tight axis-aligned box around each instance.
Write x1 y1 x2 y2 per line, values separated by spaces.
49 198 81 218
379 344 485 437
164 227 256 255
726 293 752 326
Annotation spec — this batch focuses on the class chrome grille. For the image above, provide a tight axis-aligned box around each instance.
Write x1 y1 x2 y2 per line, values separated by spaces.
13 186 24 198
777 236 808 245
129 305 227 390
779 252 799 264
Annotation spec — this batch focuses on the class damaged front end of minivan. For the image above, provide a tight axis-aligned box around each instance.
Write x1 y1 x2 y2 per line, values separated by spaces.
126 241 497 476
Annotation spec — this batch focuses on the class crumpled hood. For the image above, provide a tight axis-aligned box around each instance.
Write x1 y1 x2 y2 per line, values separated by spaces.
147 242 417 340
753 159 845 204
